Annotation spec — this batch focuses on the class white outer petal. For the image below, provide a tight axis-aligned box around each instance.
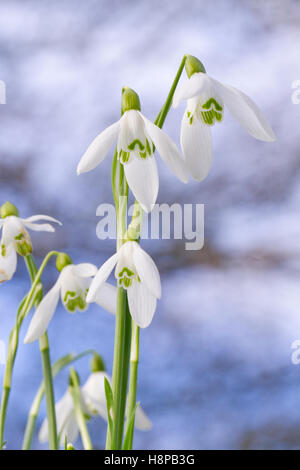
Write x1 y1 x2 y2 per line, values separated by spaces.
86 253 118 303
22 222 56 232
0 246 17 283
93 282 117 315
142 114 189 183
128 281 157 328
71 263 98 278
180 110 213 182
39 390 76 444
81 372 110 420
132 243 161 299
173 72 207 108
124 156 159 213
135 404 152 431
22 215 62 225
77 120 120 174
1 216 24 247
211 78 276 142
24 278 61 343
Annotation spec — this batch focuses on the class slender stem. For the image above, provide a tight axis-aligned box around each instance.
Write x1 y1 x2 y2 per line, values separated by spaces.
154 54 187 128
24 254 58 450
124 321 140 449
0 252 56 449
69 368 93 450
106 154 131 450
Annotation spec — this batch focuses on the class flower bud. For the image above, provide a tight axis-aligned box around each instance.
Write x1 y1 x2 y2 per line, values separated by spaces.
91 352 105 373
121 87 141 115
0 201 19 218
56 252 72 272
185 55 206 78
66 443 75 450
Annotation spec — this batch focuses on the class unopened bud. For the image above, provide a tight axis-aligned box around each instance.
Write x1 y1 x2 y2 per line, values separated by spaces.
56 252 72 272
185 55 206 78
121 87 141 115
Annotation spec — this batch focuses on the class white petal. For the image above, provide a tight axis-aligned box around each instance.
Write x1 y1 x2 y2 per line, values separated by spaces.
22 215 62 225
134 404 152 431
0 246 17 283
93 281 117 315
142 114 189 183
59 412 79 447
173 72 207 108
77 120 120 174
24 278 61 343
22 222 56 232
128 282 157 328
86 253 118 303
132 243 161 299
1 216 24 247
39 390 75 443
124 156 159 213
81 372 110 420
180 109 213 181
71 263 98 278
211 78 276 142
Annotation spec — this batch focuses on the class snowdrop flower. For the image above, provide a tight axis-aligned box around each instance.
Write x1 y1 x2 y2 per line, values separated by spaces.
0 201 61 283
173 55 276 182
87 241 161 328
24 253 117 344
39 355 151 446
77 87 188 212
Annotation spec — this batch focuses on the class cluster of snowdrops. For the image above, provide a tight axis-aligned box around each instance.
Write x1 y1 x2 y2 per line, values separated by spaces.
0 55 275 450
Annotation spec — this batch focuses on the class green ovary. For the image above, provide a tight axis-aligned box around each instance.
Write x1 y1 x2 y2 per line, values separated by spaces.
64 290 86 312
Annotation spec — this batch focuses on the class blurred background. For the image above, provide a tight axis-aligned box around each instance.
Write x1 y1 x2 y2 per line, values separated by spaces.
0 0 300 450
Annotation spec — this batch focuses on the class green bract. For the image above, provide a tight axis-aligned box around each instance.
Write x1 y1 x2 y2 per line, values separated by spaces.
0 201 19 218
121 87 141 115
91 353 105 373
56 252 72 272
185 55 206 78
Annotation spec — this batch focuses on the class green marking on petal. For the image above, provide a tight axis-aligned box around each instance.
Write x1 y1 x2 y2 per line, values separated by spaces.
14 232 32 256
139 151 147 159
117 266 138 289
64 290 87 312
145 139 152 156
200 97 224 126
119 150 130 164
128 139 145 151
1 244 6 257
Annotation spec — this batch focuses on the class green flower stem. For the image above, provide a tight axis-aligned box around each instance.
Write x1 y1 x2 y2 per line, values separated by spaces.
22 350 95 450
0 252 56 449
107 160 132 450
124 321 140 449
154 54 187 129
24 254 58 450
69 368 93 450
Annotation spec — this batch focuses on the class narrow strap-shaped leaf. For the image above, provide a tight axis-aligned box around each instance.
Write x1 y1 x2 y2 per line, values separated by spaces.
122 402 139 450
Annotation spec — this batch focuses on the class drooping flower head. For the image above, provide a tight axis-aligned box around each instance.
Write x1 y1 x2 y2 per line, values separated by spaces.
87 241 161 328
24 253 117 343
77 87 188 212
39 354 151 447
0 201 61 283
173 55 276 182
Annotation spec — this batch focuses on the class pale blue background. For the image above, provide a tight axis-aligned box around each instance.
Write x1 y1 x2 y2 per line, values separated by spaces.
1 0 300 450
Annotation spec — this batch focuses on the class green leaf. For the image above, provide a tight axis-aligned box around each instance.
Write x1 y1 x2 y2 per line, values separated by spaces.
104 378 114 447
122 402 139 450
